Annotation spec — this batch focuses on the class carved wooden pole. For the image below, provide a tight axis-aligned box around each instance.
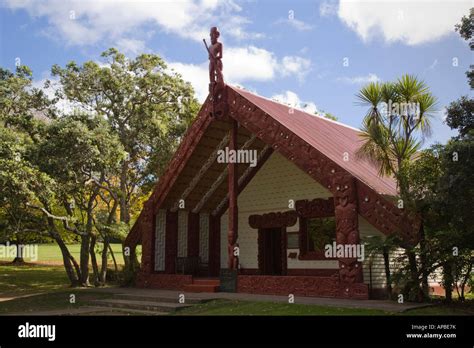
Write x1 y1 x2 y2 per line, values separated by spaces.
332 173 363 286
227 119 239 269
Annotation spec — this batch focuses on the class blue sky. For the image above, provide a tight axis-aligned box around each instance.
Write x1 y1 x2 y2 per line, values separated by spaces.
0 0 472 146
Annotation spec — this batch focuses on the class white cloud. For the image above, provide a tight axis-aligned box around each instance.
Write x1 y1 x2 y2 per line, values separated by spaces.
225 46 279 82
168 62 209 102
271 90 321 115
169 47 311 102
275 18 314 31
3 0 264 46
116 38 146 55
337 73 381 85
338 0 472 45
31 76 80 115
280 56 311 81
319 0 338 17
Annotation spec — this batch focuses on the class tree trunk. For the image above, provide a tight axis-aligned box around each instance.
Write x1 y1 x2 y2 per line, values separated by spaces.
406 249 422 302
108 243 118 273
123 243 140 285
57 237 81 287
460 259 472 302
119 162 130 224
46 217 81 287
382 247 393 299
89 235 100 286
12 238 25 264
443 260 453 303
79 234 90 286
418 224 430 301
99 238 109 283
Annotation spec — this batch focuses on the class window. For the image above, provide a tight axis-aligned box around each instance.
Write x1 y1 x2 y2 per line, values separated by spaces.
306 217 336 252
295 198 336 260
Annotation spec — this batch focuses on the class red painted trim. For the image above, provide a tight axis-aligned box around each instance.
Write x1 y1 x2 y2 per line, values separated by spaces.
237 275 368 299
249 211 297 229
187 212 200 258
239 268 339 277
332 173 363 284
165 210 178 274
295 198 334 218
287 269 339 276
227 119 238 270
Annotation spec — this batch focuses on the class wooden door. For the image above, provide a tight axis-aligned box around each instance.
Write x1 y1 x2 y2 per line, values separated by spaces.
262 228 283 275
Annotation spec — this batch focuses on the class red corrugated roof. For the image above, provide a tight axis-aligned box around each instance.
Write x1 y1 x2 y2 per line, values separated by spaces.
230 85 398 196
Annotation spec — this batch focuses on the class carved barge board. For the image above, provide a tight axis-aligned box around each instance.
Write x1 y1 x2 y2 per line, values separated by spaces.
227 119 239 270
226 86 418 246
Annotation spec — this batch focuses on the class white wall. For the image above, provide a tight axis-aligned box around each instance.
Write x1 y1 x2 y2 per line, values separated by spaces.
219 151 408 289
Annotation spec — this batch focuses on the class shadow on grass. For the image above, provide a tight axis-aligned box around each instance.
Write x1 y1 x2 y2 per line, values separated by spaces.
0 263 70 297
0 289 114 314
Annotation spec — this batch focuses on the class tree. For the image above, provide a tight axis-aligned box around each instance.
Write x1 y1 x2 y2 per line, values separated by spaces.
0 124 49 263
51 48 200 225
445 96 473 137
0 66 56 263
0 66 54 137
405 135 473 302
34 113 126 286
455 7 473 89
356 75 437 301
323 112 338 121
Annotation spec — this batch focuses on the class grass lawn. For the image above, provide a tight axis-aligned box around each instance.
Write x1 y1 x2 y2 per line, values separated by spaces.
174 299 474 316
0 264 70 297
174 299 391 315
0 243 141 265
0 289 113 314
403 303 474 315
0 264 115 314
0 264 472 315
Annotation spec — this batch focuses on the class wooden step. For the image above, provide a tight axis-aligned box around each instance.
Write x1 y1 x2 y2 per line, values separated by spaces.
183 284 220 293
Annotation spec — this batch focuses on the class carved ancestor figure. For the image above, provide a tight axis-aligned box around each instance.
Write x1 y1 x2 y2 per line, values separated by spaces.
332 173 363 284
339 258 363 283
204 27 223 88
203 27 227 118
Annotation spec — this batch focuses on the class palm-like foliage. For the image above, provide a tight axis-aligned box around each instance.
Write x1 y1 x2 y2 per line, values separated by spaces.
356 74 437 195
